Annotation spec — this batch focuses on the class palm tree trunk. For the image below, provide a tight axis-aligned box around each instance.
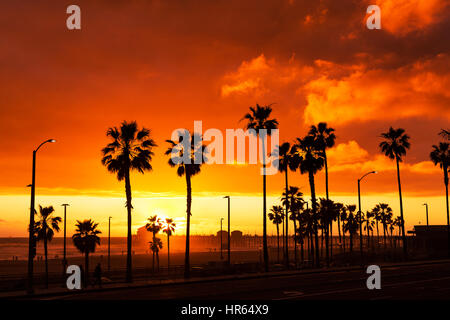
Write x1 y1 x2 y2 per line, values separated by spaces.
330 222 333 261
85 252 89 288
349 231 353 253
262 138 269 272
293 214 298 266
337 214 342 243
167 234 170 274
284 170 289 267
44 235 48 289
444 166 449 257
124 169 133 283
185 173 192 278
276 224 280 263
342 224 346 254
324 150 329 200
308 170 320 267
396 157 407 257
383 224 387 250
366 220 370 251
325 223 330 267
376 221 380 250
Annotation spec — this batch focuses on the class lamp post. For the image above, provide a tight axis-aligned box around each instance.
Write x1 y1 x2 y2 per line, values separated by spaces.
220 218 224 260
27 139 56 294
108 216 112 273
358 170 377 264
422 203 429 227
224 196 230 265
61 204 69 268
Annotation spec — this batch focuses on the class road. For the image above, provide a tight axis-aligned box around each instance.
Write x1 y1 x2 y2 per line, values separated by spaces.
43 261 450 300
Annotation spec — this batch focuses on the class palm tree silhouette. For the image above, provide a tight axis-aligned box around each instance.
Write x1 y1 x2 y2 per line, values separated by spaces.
439 129 450 140
72 219 101 288
242 104 278 272
165 129 207 278
430 142 450 256
101 121 156 282
162 218 176 272
149 237 163 272
317 198 339 267
376 203 393 250
344 205 358 253
34 205 61 288
269 205 284 263
274 142 297 267
364 210 375 250
146 215 162 272
282 186 303 265
380 127 410 257
294 135 325 267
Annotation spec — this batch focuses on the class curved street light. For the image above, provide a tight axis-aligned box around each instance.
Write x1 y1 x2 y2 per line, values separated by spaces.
358 170 377 264
27 139 56 294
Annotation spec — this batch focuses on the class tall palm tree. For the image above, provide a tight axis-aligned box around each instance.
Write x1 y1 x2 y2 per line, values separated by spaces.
146 215 162 272
162 218 176 272
380 127 410 257
165 130 207 278
269 205 284 263
294 135 325 267
308 123 336 200
34 205 61 288
430 142 450 256
274 142 298 267
72 219 101 288
242 104 278 271
101 121 156 282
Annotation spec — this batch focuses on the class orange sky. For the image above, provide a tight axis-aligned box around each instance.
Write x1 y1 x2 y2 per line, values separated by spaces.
0 0 449 237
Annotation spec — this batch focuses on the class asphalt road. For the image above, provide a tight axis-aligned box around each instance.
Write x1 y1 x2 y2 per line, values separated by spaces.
45 261 450 300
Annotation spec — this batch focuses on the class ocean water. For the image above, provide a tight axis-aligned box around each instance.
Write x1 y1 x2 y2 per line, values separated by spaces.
0 237 138 261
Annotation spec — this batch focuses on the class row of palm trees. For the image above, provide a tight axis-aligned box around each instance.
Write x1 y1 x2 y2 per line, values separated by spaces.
269 199 405 267
99 106 449 280
145 215 176 272
32 204 101 288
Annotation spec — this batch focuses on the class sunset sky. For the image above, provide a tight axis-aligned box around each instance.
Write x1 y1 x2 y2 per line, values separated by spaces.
0 0 449 237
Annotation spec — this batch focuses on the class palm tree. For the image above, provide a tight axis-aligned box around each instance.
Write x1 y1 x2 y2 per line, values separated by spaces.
364 210 375 250
282 186 303 265
242 104 278 271
294 135 325 267
101 121 156 282
380 127 410 257
430 142 450 256
317 198 339 267
269 205 284 263
146 215 162 272
34 205 61 288
440 129 450 140
165 130 207 278
344 205 358 253
149 237 163 271
274 142 298 267
162 218 176 272
376 203 393 250
339 205 348 253
72 219 101 288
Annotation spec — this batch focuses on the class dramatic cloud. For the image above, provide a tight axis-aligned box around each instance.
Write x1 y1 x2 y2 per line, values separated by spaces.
374 0 449 36
303 54 450 125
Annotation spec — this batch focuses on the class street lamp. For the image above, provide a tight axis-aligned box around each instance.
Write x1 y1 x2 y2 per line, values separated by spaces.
108 216 112 273
27 138 56 294
61 204 70 268
358 170 377 264
220 218 224 260
224 196 231 265
422 203 429 227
